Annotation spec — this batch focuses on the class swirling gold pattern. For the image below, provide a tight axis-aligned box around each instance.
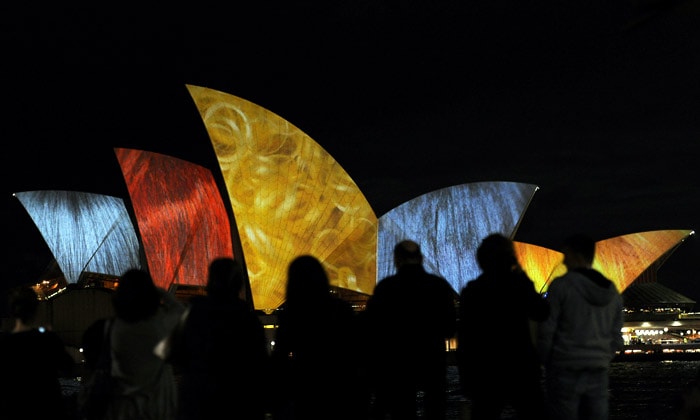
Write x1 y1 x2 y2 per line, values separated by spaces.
187 85 377 310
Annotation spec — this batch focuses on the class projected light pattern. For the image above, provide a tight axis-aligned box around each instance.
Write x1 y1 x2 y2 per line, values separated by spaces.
14 190 141 284
377 182 539 294
513 241 563 293
592 229 694 292
515 229 695 293
186 85 378 310
115 148 234 290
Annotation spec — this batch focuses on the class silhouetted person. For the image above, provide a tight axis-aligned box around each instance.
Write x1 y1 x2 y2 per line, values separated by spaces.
169 257 269 420
457 233 550 419
0 285 76 420
537 233 624 420
363 240 457 420
82 316 112 371
104 268 186 420
78 313 115 420
271 255 363 420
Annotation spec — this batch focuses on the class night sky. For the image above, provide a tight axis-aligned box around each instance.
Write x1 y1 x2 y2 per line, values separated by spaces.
3 3 700 306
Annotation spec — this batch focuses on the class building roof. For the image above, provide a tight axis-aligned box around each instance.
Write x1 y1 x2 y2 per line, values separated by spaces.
187 85 541 307
623 282 696 310
13 87 695 313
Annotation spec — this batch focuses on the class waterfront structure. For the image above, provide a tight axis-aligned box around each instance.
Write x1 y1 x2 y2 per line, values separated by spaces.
622 282 698 344
7 87 696 356
616 282 700 360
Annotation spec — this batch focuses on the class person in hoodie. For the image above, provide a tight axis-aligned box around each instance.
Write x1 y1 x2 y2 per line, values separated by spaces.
537 233 624 420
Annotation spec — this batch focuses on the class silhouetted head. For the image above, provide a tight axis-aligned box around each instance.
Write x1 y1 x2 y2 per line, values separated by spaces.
476 233 518 273
286 255 330 304
394 240 423 269
8 285 39 324
207 257 244 302
561 233 596 268
113 268 161 323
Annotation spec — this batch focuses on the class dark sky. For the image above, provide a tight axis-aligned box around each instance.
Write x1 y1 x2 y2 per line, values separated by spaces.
3 3 700 304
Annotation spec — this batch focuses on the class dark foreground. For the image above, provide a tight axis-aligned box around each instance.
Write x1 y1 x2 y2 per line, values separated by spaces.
60 360 699 420
444 361 700 420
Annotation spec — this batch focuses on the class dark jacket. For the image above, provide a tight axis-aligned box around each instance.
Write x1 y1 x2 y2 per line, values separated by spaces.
174 295 269 420
364 264 458 380
271 295 361 420
0 328 75 420
458 268 549 392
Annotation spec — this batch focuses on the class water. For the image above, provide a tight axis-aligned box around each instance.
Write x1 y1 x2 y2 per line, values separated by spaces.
62 360 699 419
444 360 700 420
608 360 699 420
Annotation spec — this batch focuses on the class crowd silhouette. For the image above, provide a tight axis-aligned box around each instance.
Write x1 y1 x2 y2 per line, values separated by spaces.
270 254 365 420
363 240 457 420
165 257 269 420
6 235 693 420
83 268 186 420
0 285 77 420
458 233 550 419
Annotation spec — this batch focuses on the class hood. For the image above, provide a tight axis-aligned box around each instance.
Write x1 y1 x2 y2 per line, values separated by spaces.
571 268 619 307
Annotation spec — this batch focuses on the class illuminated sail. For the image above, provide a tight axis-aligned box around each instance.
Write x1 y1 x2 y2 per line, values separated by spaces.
594 229 694 292
377 182 539 293
513 241 563 293
186 85 377 310
516 229 695 293
14 190 141 284
115 148 234 290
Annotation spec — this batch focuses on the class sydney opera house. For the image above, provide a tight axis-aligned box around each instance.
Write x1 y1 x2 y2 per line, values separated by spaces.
6 85 697 355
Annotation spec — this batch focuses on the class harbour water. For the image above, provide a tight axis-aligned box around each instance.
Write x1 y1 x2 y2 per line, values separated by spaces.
607 360 699 420
61 360 699 419
444 360 700 420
